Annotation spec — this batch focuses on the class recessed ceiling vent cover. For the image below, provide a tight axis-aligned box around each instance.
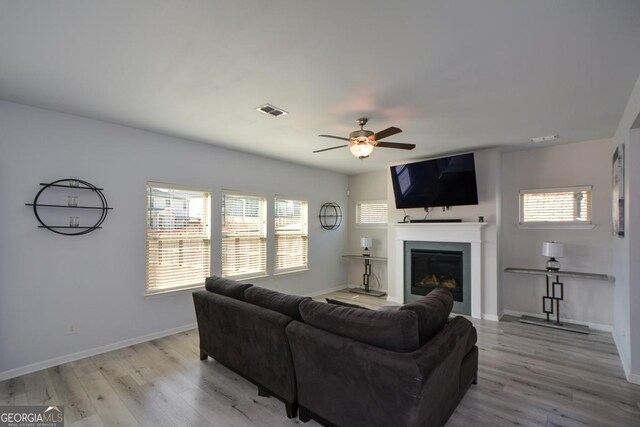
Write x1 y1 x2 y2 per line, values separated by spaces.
256 104 288 117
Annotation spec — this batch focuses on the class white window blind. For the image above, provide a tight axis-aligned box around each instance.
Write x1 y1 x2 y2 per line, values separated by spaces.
519 186 592 225
275 197 308 273
356 201 388 225
222 192 267 278
146 184 210 295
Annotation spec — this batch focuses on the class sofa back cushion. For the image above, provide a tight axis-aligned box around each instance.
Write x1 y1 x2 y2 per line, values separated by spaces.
205 276 252 301
244 286 310 321
325 298 369 310
299 300 419 352
400 288 454 345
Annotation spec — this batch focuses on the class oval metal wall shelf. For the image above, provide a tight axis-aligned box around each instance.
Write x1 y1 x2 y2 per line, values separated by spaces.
319 202 342 230
26 178 112 236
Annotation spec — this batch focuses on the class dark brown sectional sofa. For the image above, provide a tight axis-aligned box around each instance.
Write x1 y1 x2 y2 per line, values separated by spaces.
192 275 478 427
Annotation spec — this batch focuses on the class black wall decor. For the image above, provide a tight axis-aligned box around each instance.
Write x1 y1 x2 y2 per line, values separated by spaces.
319 202 342 230
26 178 112 236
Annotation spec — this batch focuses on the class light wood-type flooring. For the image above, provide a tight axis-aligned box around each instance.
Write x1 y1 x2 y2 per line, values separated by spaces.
1 289 639 426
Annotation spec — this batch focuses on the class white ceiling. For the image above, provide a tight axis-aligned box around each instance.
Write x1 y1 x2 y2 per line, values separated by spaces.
1 0 640 175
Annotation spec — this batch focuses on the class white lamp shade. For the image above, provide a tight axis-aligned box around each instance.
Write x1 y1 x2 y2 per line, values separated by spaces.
542 241 564 258
360 237 373 249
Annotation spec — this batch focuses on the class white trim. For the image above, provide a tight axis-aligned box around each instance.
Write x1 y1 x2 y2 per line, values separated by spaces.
519 185 592 194
147 181 211 193
145 284 204 297
0 323 197 382
355 224 388 229
482 313 502 322
223 273 269 281
518 223 595 230
502 309 612 332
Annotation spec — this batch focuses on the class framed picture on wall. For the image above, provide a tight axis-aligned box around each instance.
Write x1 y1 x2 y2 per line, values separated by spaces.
612 144 625 237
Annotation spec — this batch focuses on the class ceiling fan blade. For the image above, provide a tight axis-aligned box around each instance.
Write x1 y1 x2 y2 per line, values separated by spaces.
313 145 349 153
319 134 351 142
375 141 416 150
373 126 402 140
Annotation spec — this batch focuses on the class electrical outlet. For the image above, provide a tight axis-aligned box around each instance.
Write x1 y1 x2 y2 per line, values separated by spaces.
67 324 77 335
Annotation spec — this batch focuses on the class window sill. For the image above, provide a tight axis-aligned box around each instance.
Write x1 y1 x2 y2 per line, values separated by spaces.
222 273 269 281
274 268 310 277
145 284 204 297
356 223 388 229
518 223 596 230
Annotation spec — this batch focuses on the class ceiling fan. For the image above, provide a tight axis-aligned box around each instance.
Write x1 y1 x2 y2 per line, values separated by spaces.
314 118 416 159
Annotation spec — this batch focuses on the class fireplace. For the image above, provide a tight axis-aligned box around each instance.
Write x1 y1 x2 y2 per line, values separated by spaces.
389 223 487 319
403 240 471 315
411 249 463 302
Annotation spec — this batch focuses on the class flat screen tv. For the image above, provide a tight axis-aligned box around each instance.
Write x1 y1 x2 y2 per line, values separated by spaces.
390 153 479 209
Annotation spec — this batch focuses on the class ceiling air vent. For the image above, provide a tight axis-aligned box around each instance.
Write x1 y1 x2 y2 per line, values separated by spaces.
256 103 288 117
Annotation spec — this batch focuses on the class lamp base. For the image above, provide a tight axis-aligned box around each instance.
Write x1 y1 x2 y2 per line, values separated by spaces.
349 288 387 298
546 257 560 271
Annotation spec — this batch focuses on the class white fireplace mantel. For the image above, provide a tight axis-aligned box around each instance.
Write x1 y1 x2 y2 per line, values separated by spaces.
387 222 487 319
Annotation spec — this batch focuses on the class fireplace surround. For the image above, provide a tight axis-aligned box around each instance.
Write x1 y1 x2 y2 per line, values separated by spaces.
388 222 486 319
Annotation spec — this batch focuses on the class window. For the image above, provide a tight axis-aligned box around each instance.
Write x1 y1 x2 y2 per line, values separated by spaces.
519 186 592 226
146 183 210 295
222 192 267 278
275 197 308 273
356 200 388 225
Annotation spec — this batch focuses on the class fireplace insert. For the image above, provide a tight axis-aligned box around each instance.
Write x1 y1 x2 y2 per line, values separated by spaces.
411 249 463 302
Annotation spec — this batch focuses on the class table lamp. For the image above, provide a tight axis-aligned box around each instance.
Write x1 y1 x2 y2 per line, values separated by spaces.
542 241 564 271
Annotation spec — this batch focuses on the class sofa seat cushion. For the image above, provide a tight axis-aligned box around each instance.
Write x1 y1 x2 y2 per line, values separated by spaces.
205 276 252 301
244 286 310 321
299 300 419 352
400 288 454 345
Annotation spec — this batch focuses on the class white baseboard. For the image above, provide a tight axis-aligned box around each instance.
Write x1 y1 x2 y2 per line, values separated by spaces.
482 313 502 322
0 323 197 382
503 309 613 332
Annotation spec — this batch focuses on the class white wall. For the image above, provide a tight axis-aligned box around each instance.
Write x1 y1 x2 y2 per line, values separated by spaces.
611 71 640 384
346 170 388 292
0 100 349 379
501 138 614 329
386 148 501 320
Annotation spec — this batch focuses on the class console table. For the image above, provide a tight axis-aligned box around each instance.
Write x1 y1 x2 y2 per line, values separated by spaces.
342 255 387 297
504 268 611 334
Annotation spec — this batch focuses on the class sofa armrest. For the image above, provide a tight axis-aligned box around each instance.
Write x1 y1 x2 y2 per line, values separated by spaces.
193 290 297 402
410 316 477 425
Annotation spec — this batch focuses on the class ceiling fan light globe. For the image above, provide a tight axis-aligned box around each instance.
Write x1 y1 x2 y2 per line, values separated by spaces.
350 141 374 159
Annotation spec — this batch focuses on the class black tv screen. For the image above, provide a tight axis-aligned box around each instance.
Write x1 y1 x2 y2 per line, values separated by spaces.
390 153 479 209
